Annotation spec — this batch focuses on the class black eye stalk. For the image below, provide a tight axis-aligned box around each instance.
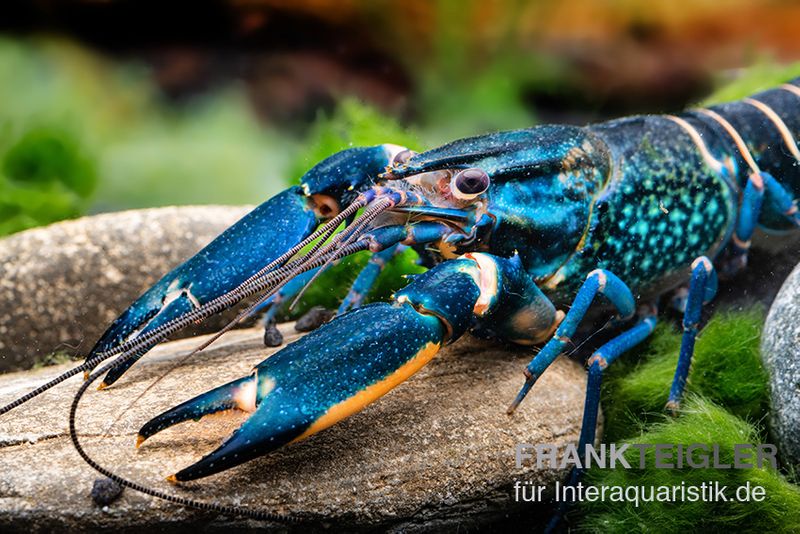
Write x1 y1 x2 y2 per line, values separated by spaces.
452 168 490 199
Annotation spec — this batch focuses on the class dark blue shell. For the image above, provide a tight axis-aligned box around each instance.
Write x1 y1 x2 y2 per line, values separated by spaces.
554 115 739 301
697 80 800 231
403 79 800 305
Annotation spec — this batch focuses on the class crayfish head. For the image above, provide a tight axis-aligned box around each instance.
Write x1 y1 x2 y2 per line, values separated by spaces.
354 147 496 257
294 143 492 257
385 125 610 189
385 125 612 277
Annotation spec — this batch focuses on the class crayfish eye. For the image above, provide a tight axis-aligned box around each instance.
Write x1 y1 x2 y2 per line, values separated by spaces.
391 149 417 167
451 168 490 199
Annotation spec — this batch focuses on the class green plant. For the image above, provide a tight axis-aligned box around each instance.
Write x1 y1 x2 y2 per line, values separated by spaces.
601 310 768 442
290 98 421 180
577 308 796 531
0 123 97 234
0 36 295 226
703 59 800 105
32 350 78 369
581 397 800 533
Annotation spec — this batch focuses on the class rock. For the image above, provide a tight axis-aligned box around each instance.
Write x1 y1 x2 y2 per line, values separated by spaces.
294 306 336 332
762 260 800 467
0 206 251 372
0 325 589 532
262 319 283 347
90 478 124 507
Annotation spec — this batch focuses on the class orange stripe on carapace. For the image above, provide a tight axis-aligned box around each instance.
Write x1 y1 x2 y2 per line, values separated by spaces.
290 341 442 443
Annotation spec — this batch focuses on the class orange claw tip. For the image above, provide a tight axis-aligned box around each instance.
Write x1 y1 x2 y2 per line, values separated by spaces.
83 371 90 381
134 435 146 449
97 382 109 391
166 474 178 484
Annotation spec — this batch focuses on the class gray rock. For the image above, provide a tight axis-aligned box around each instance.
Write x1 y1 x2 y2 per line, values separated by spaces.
762 260 800 467
294 306 336 332
90 477 123 507
0 206 251 372
0 325 590 532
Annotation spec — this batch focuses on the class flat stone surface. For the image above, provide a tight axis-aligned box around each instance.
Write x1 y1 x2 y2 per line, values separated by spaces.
0 206 251 371
0 324 588 532
762 260 800 468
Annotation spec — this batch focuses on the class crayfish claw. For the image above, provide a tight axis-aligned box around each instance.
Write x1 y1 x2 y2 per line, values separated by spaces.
163 301 450 481
137 375 256 446
146 253 524 480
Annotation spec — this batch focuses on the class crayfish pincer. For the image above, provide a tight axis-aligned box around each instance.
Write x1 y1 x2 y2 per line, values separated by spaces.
137 253 553 481
2 79 799 527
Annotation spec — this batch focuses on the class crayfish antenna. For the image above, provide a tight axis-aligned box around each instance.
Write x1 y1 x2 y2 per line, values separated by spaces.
155 195 392 362
0 358 101 416
71 342 293 522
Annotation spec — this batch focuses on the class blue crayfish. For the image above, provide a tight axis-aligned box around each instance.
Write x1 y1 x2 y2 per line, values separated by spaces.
3 78 800 523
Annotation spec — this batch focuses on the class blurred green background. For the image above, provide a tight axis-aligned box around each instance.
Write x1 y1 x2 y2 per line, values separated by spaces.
2 0 800 235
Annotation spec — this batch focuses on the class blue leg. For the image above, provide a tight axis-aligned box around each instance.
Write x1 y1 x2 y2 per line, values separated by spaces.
541 259 715 530
338 244 404 314
723 172 765 275
724 170 799 276
762 171 800 227
546 314 658 532
259 269 319 346
666 256 717 414
508 269 637 413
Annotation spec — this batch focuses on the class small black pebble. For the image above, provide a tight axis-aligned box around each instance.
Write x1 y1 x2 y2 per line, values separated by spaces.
295 306 336 332
91 477 123 506
264 323 284 347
